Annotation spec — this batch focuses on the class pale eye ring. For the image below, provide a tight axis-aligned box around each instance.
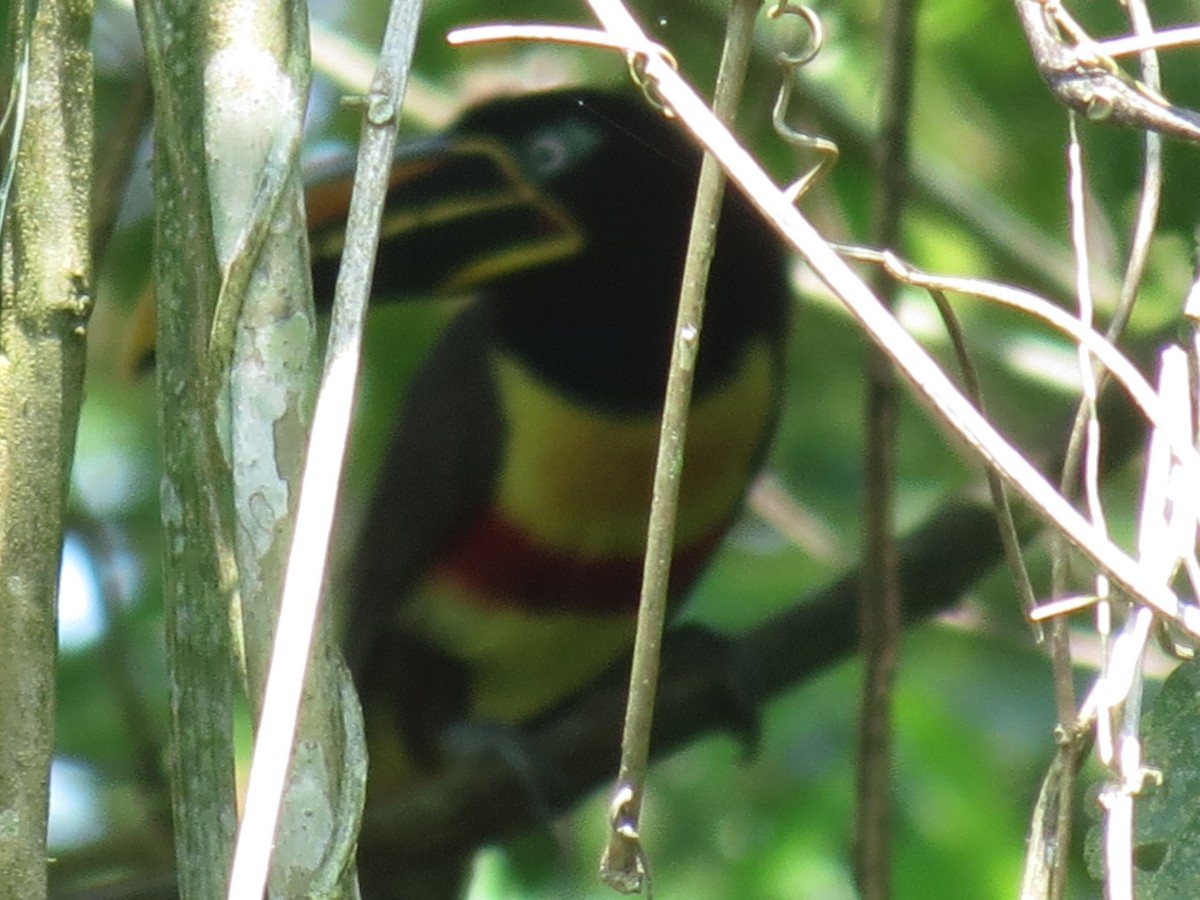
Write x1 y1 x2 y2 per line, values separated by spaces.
527 132 570 174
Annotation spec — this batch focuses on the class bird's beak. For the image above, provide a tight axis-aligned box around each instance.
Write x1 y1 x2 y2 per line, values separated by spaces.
122 134 586 377
307 134 586 297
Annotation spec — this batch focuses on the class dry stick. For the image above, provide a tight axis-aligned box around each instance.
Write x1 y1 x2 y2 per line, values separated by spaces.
1099 25 1200 58
224 1 424 897
855 0 919 890
1062 114 1110 753
598 2 758 892
1090 7 1168 886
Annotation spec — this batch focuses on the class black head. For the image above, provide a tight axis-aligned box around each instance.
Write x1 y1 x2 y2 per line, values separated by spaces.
454 89 790 412
311 87 789 412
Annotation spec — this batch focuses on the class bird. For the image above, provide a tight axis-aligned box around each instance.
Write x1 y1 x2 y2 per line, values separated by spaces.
122 84 790 892
337 87 791 799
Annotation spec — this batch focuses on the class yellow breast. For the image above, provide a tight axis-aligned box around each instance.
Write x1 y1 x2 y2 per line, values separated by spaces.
398 338 778 723
491 340 776 557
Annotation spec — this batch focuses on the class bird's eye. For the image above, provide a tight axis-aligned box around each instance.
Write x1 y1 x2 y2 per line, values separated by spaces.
526 131 571 175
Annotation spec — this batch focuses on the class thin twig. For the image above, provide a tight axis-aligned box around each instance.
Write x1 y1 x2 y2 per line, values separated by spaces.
855 0 919 888
598 2 757 893
1098 25 1200 59
1062 114 1111 763
448 22 672 60
926 289 1039 623
834 248 1196 473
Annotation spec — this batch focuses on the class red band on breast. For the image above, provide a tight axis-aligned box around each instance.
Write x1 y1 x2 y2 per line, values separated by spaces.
432 507 724 616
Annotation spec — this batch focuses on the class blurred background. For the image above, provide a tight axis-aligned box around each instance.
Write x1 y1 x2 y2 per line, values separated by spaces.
51 0 1200 895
